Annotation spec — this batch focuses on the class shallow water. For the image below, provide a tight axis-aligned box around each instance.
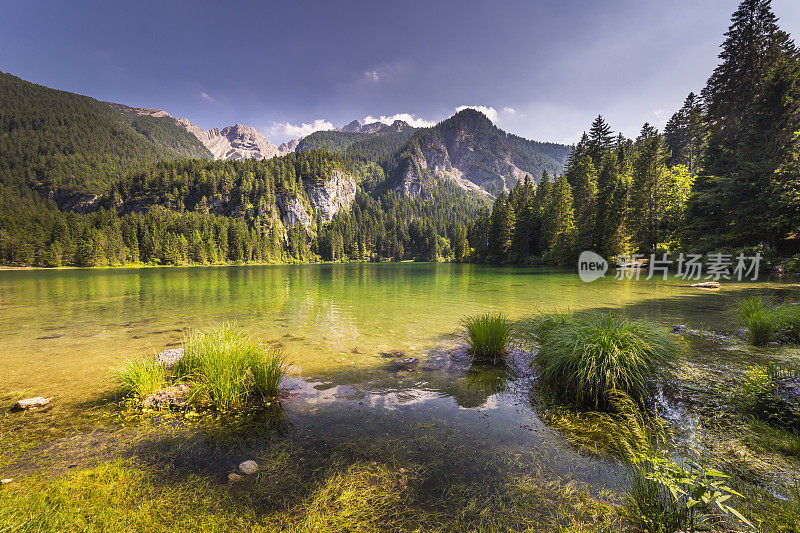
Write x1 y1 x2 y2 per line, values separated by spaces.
1 263 797 491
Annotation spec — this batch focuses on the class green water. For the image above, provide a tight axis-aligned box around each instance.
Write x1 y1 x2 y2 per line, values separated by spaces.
0 263 792 400
1 263 797 491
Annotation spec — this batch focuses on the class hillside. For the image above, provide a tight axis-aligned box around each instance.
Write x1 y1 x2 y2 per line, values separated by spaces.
0 72 212 195
392 109 571 197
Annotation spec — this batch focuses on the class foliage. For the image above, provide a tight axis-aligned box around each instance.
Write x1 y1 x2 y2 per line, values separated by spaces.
739 364 800 429
115 356 165 399
462 313 512 363
175 323 286 410
628 454 752 531
533 312 678 410
684 0 800 251
738 296 800 345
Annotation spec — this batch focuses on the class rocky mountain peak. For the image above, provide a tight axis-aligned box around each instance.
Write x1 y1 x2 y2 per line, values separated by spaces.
339 120 362 133
178 120 279 160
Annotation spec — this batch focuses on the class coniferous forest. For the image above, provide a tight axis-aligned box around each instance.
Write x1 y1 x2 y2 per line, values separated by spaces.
1 0 799 268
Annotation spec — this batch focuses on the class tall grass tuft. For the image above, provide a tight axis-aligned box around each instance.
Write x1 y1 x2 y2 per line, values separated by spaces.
174 323 285 410
462 313 513 363
534 312 678 410
738 296 800 345
115 357 165 399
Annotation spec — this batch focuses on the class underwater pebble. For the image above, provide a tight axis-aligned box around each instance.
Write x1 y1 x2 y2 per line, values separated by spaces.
228 473 242 483
13 397 51 410
239 460 259 475
1 479 12 484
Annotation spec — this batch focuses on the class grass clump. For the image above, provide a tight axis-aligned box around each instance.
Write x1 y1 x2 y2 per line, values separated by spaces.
462 312 512 363
114 323 286 411
115 357 165 399
174 323 286 410
533 312 678 410
738 296 800 345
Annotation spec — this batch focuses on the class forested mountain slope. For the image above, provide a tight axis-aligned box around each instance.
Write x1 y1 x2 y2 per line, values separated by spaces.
392 109 571 198
0 72 211 195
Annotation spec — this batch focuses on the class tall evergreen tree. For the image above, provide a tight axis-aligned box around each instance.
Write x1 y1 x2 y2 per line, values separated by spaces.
687 0 799 249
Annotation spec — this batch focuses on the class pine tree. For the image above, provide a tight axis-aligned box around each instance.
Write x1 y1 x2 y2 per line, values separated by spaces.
687 0 799 249
587 116 614 168
542 174 577 264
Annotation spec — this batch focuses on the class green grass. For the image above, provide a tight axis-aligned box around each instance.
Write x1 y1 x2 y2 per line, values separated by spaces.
114 323 286 411
738 296 800 345
462 313 512 363
115 357 165 399
532 312 678 410
174 323 286 410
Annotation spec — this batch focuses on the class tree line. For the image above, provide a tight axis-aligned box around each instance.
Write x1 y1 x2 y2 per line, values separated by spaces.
462 0 800 264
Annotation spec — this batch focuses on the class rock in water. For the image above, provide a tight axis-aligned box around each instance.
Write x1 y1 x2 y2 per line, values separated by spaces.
142 384 189 409
228 473 242 483
690 281 721 289
239 460 259 475
12 397 51 411
388 357 419 371
155 348 184 368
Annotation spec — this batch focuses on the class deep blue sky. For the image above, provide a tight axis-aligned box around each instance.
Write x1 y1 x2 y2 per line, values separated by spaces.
3 0 799 144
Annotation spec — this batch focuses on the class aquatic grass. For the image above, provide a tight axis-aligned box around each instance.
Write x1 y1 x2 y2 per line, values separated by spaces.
291 462 410 532
462 312 512 363
174 323 286 410
738 296 800 345
250 349 286 398
115 356 165 399
534 312 678 410
543 390 669 459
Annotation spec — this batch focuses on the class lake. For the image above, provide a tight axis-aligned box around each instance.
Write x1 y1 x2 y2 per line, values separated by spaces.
0 263 796 496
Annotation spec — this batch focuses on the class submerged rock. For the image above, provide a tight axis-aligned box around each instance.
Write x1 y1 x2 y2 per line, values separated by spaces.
142 383 189 409
239 460 259 475
380 350 406 358
12 396 51 411
155 348 184 368
228 473 242 483
387 357 419 371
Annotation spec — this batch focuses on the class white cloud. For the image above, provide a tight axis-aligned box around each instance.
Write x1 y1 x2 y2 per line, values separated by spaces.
652 109 668 127
455 105 499 123
363 70 381 82
362 113 436 128
273 119 334 138
200 92 215 102
503 106 516 115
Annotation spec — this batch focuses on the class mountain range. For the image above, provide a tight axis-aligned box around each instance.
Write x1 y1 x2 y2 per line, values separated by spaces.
0 70 570 203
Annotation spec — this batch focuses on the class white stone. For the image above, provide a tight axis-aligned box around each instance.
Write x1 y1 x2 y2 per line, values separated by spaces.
14 397 51 410
238 460 259 475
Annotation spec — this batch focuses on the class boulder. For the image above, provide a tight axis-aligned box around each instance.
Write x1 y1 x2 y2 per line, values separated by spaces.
12 397 51 411
775 377 800 405
239 460 259 475
155 348 184 368
142 384 190 409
